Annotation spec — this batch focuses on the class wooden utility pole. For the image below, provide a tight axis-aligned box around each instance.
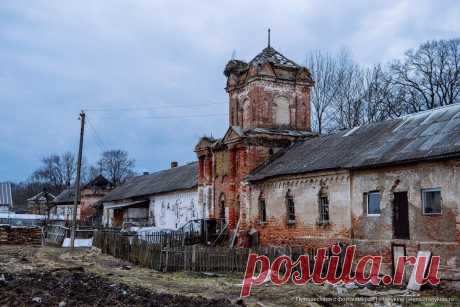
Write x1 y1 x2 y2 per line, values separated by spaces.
71 111 85 249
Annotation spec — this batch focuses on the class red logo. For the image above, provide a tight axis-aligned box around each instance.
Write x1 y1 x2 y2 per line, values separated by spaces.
240 245 440 297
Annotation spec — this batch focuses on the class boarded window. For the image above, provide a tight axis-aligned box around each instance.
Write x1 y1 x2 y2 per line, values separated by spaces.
422 188 442 215
274 96 290 126
367 191 381 215
286 190 295 224
259 192 267 222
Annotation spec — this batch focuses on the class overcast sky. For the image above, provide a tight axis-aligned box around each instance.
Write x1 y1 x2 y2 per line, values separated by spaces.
1 0 459 182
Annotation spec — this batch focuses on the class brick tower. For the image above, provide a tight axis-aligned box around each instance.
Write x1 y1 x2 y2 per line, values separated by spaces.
196 39 314 237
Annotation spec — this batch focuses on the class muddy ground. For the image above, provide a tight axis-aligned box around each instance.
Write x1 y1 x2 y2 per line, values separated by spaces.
0 245 458 306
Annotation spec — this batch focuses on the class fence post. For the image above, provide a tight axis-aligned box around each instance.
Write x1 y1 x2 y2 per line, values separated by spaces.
183 247 188 271
192 245 196 272
164 248 169 272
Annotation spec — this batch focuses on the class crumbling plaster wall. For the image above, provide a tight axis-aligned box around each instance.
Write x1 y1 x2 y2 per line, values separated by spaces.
245 171 352 246
351 161 460 275
351 161 459 243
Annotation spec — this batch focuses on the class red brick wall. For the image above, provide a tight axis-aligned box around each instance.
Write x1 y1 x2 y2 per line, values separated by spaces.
228 83 312 131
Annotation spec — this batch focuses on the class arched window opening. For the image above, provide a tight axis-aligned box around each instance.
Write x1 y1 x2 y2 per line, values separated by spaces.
258 191 267 223
286 189 295 224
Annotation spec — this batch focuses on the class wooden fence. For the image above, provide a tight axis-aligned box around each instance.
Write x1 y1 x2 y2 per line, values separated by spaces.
44 225 95 246
93 230 316 273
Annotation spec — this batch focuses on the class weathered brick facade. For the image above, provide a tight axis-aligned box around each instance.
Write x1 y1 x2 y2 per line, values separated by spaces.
195 46 314 230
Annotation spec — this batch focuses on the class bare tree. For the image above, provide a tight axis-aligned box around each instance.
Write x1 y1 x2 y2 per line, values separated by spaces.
306 50 342 133
331 50 366 130
31 152 76 190
97 150 135 186
390 39 460 112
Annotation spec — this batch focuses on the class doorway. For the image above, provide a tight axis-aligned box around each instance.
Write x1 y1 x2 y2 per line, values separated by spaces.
218 193 226 221
393 192 410 239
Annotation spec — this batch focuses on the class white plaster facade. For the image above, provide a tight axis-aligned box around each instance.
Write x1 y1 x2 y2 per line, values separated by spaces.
150 189 201 230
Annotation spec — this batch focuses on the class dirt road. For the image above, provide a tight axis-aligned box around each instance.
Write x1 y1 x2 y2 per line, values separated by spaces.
0 245 458 306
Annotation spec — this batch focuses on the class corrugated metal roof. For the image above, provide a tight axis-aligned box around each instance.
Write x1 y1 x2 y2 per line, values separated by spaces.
248 103 460 182
101 162 198 203
0 183 13 207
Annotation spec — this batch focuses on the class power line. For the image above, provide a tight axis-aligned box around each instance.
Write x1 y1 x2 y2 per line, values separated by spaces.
86 116 107 153
97 113 228 120
83 101 227 112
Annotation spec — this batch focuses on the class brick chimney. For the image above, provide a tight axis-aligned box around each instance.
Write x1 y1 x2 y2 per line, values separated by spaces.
171 161 178 168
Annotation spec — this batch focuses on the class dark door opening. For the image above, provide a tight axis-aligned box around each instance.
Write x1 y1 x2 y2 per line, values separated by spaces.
218 193 226 222
393 192 410 239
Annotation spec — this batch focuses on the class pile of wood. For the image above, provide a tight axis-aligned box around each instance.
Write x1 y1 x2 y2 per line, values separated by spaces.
0 226 42 245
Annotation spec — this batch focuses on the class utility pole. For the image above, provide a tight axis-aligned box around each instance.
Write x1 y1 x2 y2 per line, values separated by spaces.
71 111 85 249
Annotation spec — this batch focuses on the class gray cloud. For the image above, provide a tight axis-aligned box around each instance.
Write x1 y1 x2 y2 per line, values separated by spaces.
1 0 459 181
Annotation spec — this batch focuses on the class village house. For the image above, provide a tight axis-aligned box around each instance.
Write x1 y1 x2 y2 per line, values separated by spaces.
27 191 56 215
101 162 201 230
51 175 112 223
195 43 460 278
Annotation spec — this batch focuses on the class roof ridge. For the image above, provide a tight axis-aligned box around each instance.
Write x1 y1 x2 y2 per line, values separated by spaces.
399 103 460 119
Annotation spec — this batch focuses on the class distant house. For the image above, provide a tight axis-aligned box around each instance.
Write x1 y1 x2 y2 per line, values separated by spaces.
0 182 13 213
101 162 202 230
51 175 113 223
27 191 56 215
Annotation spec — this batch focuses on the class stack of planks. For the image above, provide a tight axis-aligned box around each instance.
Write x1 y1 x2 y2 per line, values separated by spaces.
0 225 42 245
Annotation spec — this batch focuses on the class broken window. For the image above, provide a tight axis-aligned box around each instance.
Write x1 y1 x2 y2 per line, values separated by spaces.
367 191 381 215
258 191 267 223
286 189 295 224
422 188 442 215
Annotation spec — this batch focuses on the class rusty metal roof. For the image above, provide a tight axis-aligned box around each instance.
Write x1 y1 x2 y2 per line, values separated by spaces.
0 182 13 207
248 103 460 182
101 162 198 202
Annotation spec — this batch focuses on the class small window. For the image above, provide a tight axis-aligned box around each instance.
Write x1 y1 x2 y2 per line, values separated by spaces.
367 191 381 216
422 188 442 215
259 197 267 223
319 195 329 223
286 190 295 224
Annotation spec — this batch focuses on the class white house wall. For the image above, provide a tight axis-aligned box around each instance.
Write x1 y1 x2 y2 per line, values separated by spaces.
150 189 199 230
